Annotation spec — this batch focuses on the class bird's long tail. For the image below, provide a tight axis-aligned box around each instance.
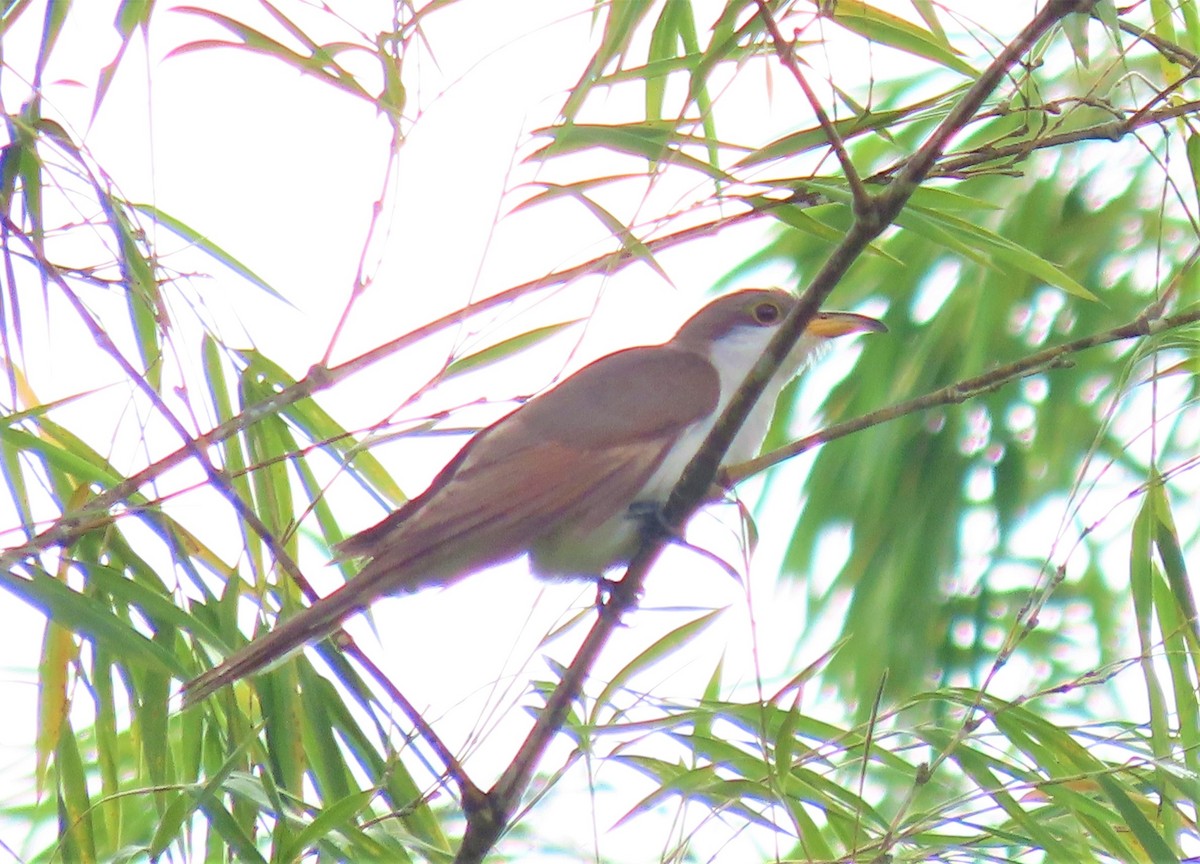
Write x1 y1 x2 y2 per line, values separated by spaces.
182 579 373 708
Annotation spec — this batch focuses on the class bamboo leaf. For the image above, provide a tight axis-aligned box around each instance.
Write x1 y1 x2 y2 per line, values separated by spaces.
35 573 75 798
793 177 1097 300
238 349 407 506
131 203 287 303
55 717 98 864
444 320 582 380
1093 773 1179 863
828 0 977 77
562 0 658 121
169 6 374 104
2 567 184 677
592 610 722 718
528 122 730 180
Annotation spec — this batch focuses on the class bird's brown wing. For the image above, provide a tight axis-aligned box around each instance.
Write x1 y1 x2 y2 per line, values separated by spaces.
341 344 721 591
183 346 718 706
346 436 673 589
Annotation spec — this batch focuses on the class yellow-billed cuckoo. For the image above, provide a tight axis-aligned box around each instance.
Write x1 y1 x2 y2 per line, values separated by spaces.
183 289 884 705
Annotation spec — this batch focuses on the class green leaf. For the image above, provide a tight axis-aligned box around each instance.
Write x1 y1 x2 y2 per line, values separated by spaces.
131 203 287 303
900 203 1096 300
280 789 383 863
1 567 184 677
528 122 730 180
169 7 372 104
96 191 164 389
829 0 977 77
525 183 671 280
562 0 658 121
55 716 99 864
34 0 71 90
592 610 722 718
1062 10 1090 66
736 103 924 168
443 319 582 380
1149 480 1199 649
36 595 74 798
238 349 407 506
1093 773 1179 863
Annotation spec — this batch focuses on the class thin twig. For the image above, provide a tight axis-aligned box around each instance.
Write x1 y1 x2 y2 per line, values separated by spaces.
346 640 485 809
926 98 1200 179
727 303 1200 485
754 0 869 213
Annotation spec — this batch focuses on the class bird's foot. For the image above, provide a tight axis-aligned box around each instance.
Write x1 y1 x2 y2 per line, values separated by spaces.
625 502 746 587
594 575 617 609
626 500 681 542
593 575 639 620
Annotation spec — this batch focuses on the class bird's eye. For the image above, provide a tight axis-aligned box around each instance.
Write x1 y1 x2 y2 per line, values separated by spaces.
753 301 782 325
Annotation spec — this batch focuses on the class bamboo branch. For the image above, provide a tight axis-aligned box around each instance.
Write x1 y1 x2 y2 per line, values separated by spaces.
727 303 1200 485
452 2 1101 861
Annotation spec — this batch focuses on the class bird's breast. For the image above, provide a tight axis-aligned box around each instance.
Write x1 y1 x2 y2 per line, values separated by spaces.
526 382 782 581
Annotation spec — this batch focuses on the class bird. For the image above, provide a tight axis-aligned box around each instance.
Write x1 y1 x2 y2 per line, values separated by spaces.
183 288 885 705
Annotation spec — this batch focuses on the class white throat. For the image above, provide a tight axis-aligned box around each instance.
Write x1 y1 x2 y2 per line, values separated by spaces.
625 324 826 518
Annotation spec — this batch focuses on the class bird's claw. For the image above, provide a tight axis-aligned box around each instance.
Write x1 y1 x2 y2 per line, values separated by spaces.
626 500 682 543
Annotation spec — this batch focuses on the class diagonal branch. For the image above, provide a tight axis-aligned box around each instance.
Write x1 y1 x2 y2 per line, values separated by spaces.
4 22 1176 582
668 0 1100 528
0 205 766 574
451 2 1101 862
727 302 1200 486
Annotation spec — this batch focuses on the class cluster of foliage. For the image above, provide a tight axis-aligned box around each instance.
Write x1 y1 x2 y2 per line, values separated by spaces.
0 1 1196 861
